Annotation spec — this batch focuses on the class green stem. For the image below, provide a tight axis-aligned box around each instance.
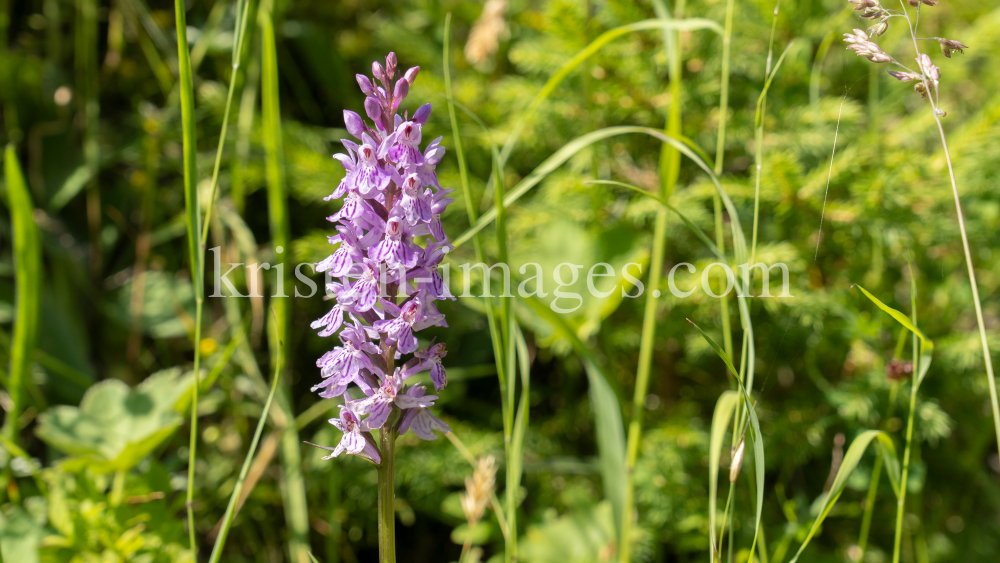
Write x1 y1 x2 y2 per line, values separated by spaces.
444 14 514 560
620 4 684 560
714 0 735 362
858 382 898 555
894 275 920 563
201 0 252 243
378 421 398 563
174 0 202 554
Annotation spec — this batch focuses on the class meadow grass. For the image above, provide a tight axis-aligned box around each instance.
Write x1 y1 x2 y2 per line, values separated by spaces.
2 1 999 562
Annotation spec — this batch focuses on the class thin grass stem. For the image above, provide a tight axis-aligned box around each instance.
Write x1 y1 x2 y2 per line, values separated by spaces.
173 0 202 553
207 320 285 563
620 3 684 560
201 0 252 242
896 0 1000 455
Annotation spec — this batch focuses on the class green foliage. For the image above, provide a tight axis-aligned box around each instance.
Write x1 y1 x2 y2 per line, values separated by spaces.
1 0 999 561
35 369 195 474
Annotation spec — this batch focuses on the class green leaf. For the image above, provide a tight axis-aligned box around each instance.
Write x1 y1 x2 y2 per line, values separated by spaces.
789 430 902 562
0 505 46 563
688 319 765 557
514 291 626 535
708 390 740 555
854 284 934 388
3 145 41 445
35 368 195 473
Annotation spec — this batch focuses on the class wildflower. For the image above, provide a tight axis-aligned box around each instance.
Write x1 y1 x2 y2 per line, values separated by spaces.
399 385 452 440
310 52 456 463
411 342 449 391
356 369 438 429
938 38 968 58
324 405 381 463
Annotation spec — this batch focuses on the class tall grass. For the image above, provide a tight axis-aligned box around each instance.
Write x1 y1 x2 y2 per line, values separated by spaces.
208 315 284 563
2 146 40 447
259 3 311 561
898 1 1000 453
172 0 202 553
620 0 685 558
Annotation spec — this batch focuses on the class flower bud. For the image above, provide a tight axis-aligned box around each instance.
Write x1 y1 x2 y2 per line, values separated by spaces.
344 110 365 138
356 74 374 96
373 61 386 83
404 66 420 85
935 108 947 117
364 96 385 130
730 440 746 483
413 103 432 126
392 79 409 110
386 52 398 78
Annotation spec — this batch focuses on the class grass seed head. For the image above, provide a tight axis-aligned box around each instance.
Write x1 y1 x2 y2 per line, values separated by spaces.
461 455 497 526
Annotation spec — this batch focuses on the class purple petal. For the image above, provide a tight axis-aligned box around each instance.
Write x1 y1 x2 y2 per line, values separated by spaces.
364 399 393 429
413 103 432 126
431 363 447 391
356 74 374 96
340 429 365 455
344 110 365 138
403 66 420 85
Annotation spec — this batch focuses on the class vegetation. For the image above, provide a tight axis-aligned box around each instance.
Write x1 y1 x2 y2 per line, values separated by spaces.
0 0 998 562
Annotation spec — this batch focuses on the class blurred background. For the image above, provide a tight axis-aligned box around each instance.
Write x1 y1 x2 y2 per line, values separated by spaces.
0 0 998 561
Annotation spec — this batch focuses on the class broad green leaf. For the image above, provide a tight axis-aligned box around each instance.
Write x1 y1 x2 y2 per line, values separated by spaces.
0 505 46 563
789 430 902 562
35 368 195 473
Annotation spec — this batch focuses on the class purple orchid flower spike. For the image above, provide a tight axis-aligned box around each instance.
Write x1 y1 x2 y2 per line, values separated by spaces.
311 58 457 547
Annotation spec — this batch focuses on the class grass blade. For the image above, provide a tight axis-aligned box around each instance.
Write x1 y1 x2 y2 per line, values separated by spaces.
2 146 41 446
687 318 765 558
173 0 202 553
708 391 739 557
200 0 253 242
619 6 685 559
208 319 285 563
496 18 722 169
509 285 627 530
853 284 933 388
453 126 748 262
788 431 902 563
260 7 311 562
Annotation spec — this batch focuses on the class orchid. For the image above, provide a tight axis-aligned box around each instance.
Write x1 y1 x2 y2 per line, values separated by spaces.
306 52 456 561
